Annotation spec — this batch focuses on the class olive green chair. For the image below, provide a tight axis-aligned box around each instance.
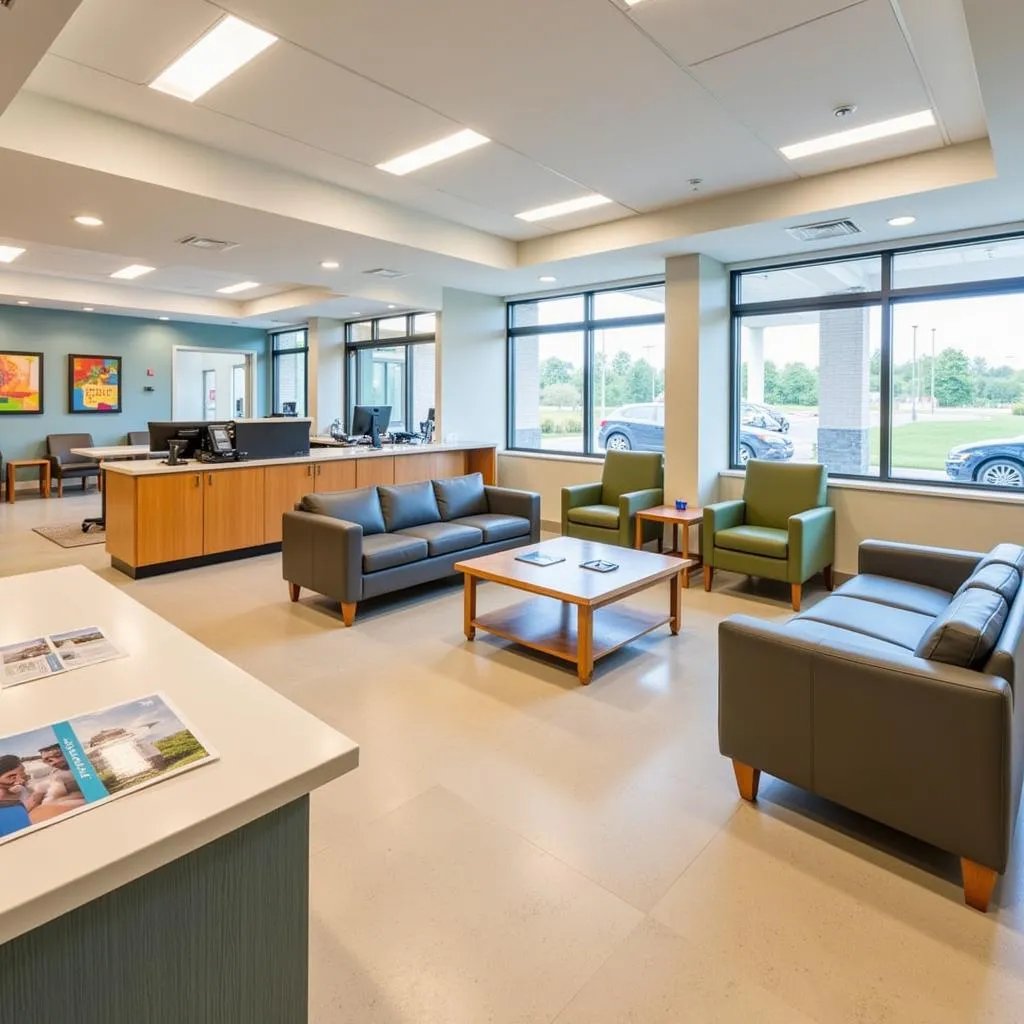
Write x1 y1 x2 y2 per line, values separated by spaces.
562 450 664 549
703 460 834 611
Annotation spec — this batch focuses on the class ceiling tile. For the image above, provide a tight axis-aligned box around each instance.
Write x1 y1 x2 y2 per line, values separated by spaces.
630 0 863 66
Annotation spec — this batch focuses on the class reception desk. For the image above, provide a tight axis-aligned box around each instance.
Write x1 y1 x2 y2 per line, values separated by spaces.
0 565 358 1022
102 442 498 578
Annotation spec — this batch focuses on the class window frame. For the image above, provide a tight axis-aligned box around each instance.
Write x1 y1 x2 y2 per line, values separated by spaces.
730 230 1024 493
270 327 309 416
506 282 666 458
344 313 436 432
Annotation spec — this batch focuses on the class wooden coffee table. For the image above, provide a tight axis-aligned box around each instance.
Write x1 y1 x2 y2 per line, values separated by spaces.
634 505 703 587
455 537 684 685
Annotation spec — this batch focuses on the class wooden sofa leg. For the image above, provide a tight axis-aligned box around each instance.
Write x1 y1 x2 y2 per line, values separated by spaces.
961 858 998 912
340 602 357 627
791 583 802 612
732 761 761 802
823 564 834 591
703 565 714 592
288 582 300 602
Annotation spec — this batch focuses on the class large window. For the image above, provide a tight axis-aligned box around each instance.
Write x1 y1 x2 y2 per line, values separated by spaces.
732 234 1024 491
345 313 436 434
508 284 665 455
271 328 308 416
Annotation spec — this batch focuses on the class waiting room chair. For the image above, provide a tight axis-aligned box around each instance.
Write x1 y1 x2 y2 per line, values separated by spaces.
703 460 834 611
46 433 100 497
562 450 664 549
127 431 149 446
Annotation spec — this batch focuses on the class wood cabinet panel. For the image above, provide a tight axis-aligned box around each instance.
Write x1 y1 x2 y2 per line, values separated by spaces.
264 463 315 544
466 447 497 485
315 460 356 493
203 468 265 554
355 457 394 488
104 472 137 565
393 453 436 485
136 474 204 566
432 451 467 480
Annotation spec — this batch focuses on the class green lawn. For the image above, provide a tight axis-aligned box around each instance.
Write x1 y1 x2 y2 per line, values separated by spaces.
871 414 1022 470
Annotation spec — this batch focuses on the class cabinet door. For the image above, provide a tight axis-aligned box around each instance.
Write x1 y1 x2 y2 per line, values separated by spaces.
393 453 435 485
203 468 266 554
264 463 315 544
315 460 356 493
432 451 467 480
355 457 394 488
136 473 204 566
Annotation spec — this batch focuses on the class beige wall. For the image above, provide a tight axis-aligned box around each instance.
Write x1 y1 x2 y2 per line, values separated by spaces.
718 474 1024 575
498 454 602 526
308 317 344 434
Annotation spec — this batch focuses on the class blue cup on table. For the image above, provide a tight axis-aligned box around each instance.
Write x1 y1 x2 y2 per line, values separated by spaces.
675 499 688 511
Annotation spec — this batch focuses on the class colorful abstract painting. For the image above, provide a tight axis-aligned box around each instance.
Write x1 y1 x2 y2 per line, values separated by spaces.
0 350 44 414
69 354 122 414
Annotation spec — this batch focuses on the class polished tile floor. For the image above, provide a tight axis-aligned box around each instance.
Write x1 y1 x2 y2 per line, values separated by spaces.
4 490 1024 1022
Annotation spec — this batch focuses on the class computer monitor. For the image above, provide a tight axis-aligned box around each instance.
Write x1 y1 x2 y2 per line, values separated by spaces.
350 405 392 449
148 421 229 461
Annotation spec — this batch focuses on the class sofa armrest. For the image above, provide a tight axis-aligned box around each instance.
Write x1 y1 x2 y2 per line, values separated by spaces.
562 482 603 532
485 485 541 543
618 487 664 516
788 506 835 581
858 539 981 593
719 613 1014 870
282 511 363 604
704 500 745 562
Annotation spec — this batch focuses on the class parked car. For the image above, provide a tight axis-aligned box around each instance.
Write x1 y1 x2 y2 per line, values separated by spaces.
742 402 790 433
597 403 794 462
946 438 1024 487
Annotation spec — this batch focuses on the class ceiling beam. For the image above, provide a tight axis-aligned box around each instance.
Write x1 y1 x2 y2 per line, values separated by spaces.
0 0 82 117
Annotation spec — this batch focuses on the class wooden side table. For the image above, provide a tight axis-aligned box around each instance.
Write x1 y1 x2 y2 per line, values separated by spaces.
6 458 51 504
634 505 703 587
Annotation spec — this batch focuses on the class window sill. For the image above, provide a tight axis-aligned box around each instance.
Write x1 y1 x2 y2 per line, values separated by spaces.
501 450 604 465
719 469 1024 506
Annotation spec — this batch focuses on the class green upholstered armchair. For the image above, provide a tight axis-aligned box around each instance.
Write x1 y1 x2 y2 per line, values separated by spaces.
562 450 664 549
703 460 834 611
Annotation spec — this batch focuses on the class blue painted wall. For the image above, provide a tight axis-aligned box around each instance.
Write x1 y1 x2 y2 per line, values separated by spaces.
0 306 269 462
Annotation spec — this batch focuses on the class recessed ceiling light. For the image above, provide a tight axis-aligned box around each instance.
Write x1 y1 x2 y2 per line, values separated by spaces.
150 15 277 103
158 316 170 321
887 215 917 227
111 264 155 280
83 307 95 312
217 281 260 294
539 275 557 283
320 260 340 269
74 215 104 227
516 194 613 222
16 300 29 306
387 304 397 309
0 246 26 263
377 129 490 176
780 109 936 160
351 311 362 315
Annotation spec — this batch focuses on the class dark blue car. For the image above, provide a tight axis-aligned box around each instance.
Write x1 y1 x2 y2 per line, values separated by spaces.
946 437 1024 487
597 403 794 462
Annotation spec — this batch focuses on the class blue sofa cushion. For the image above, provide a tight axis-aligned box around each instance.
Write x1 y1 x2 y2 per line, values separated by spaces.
378 480 441 532
433 473 488 521
300 486 385 535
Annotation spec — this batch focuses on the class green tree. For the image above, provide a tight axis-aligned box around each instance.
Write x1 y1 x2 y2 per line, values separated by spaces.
540 382 580 408
778 362 818 406
627 359 656 402
933 348 973 407
539 357 573 388
763 361 782 404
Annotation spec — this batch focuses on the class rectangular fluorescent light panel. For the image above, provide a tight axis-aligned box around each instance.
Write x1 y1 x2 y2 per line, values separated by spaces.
150 16 277 102
0 245 25 263
516 194 614 222
377 129 489 176
111 264 155 280
217 281 260 294
780 109 936 160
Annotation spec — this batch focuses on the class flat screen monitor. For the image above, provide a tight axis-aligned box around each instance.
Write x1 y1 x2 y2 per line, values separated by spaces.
233 418 311 459
147 421 229 459
350 405 391 448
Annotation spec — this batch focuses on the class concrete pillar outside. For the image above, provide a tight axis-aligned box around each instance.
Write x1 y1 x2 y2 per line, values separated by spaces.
817 307 870 474
745 326 764 403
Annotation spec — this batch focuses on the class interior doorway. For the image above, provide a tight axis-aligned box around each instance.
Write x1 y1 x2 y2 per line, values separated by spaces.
172 347 256 420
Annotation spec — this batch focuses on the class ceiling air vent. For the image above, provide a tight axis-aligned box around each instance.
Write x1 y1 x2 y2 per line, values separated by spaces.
785 219 862 242
177 235 240 252
363 267 407 279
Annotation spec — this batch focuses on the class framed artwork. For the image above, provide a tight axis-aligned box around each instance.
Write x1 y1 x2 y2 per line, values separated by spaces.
69 354 122 414
0 350 44 414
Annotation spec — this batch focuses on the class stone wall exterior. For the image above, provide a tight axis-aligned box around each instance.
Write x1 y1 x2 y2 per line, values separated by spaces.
817 307 871 475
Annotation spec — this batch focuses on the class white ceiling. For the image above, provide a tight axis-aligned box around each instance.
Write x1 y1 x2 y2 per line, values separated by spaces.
0 0 1017 324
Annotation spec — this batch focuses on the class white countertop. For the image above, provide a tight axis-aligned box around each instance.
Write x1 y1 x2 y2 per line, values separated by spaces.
70 445 152 459
103 441 494 477
0 566 359 944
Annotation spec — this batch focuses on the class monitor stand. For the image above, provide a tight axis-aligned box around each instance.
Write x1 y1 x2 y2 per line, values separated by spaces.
369 413 383 449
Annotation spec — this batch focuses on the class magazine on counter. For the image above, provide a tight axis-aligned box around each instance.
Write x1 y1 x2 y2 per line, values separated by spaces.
0 693 218 846
0 627 124 689
515 551 566 567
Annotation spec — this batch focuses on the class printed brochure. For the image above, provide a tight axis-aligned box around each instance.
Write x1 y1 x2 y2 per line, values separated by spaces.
0 693 217 846
0 627 124 688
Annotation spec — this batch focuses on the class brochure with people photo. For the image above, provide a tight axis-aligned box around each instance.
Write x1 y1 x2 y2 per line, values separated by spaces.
0 627 124 688
0 693 217 846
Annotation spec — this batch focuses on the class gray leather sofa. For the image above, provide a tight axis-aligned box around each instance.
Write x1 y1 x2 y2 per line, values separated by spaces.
283 472 540 625
719 539 1024 912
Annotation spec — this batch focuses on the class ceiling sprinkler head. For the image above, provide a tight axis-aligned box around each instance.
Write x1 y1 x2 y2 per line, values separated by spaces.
833 104 857 119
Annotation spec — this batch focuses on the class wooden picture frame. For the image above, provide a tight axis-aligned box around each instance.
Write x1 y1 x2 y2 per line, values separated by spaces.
0 350 44 414
69 353 122 414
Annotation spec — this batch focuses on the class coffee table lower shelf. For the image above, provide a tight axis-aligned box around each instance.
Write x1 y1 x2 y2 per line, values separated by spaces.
469 595 671 684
